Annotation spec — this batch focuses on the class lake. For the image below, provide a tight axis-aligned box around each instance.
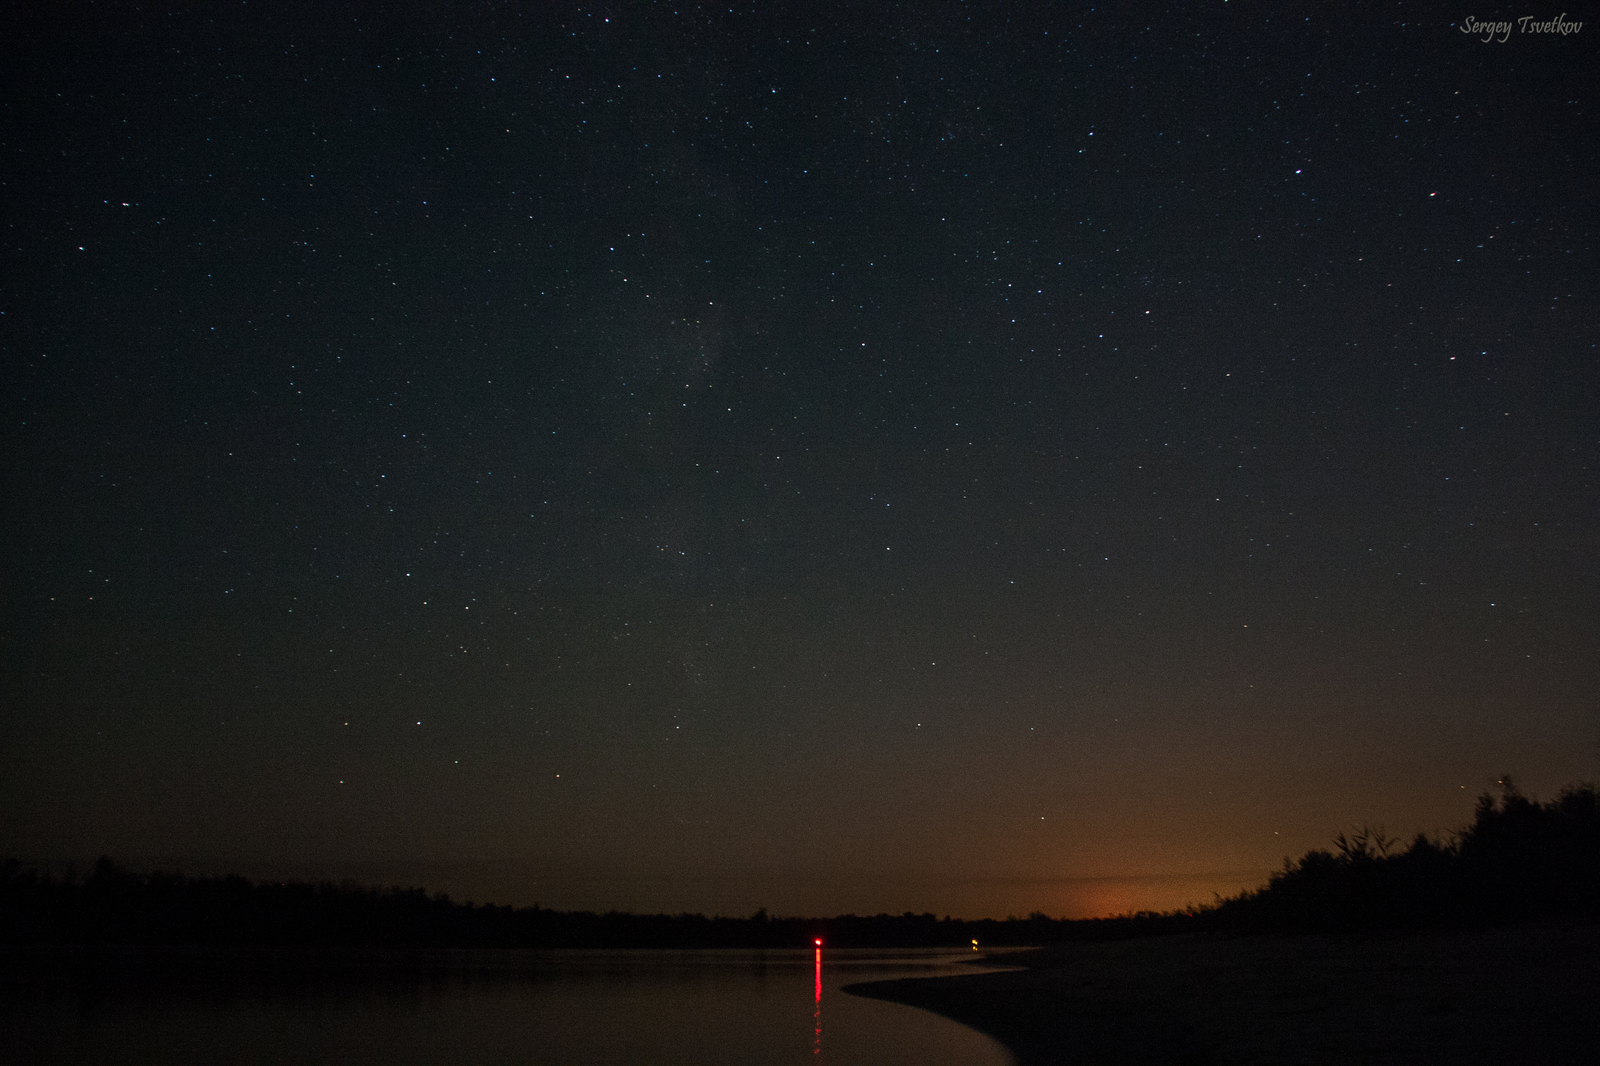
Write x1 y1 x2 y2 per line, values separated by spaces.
1 946 1016 1065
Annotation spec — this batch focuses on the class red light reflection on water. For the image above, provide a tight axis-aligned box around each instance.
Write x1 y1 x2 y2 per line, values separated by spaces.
813 940 822 1055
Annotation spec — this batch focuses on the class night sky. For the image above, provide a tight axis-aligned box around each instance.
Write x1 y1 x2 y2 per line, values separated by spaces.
4 3 1597 919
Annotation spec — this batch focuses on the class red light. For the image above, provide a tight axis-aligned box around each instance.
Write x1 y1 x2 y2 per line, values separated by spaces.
814 938 822 946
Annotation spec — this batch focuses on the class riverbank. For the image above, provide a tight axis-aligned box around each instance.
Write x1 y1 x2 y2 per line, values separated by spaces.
844 919 1600 1064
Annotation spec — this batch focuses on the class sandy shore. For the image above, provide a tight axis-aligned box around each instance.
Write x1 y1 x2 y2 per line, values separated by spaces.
844 920 1600 1065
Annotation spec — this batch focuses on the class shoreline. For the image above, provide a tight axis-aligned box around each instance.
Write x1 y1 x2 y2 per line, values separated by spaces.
844 919 1600 1065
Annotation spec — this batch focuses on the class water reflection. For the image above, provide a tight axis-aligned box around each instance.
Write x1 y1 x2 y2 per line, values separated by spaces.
814 940 824 1056
0 946 1015 1065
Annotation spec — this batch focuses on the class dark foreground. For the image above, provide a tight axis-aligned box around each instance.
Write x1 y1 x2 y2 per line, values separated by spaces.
845 919 1600 1065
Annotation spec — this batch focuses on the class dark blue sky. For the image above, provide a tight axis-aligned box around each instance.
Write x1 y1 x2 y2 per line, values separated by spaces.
4 2 1596 917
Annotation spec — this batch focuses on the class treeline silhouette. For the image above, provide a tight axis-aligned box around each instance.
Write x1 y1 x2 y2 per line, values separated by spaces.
0 860 1090 949
4 780 1594 948
1205 778 1600 934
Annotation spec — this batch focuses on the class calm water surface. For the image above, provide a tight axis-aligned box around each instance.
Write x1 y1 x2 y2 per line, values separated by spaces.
2 947 1016 1065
